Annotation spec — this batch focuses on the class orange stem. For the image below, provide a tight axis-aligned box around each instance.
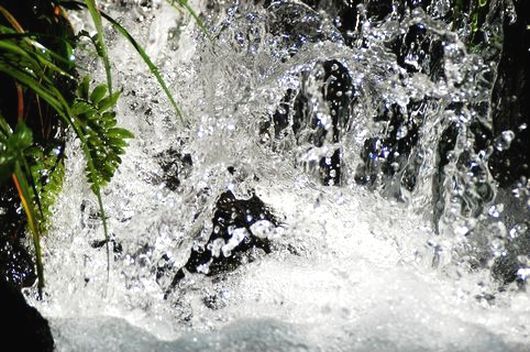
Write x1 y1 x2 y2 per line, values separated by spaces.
0 5 25 33
16 83 24 122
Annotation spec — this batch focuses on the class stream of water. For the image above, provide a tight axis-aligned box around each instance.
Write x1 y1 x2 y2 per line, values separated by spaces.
27 0 529 350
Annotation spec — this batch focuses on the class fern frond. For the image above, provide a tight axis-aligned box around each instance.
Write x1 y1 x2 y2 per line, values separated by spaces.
73 77 134 192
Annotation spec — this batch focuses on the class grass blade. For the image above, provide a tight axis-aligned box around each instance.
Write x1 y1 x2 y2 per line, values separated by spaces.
95 187 110 282
0 5 25 32
0 37 75 80
0 61 113 278
166 0 212 39
100 12 187 126
12 163 44 296
0 62 69 119
84 0 113 94
64 0 188 126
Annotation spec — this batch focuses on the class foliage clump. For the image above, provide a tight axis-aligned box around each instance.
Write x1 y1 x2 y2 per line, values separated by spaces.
0 0 207 294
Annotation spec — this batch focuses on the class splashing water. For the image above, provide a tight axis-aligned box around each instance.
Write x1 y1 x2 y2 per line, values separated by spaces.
28 0 529 350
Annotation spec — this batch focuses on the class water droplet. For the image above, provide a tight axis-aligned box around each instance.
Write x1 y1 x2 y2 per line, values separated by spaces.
487 204 504 218
490 238 505 257
517 255 530 266
250 220 275 239
509 223 528 239
494 130 515 151
516 268 530 281
396 125 408 140
455 225 470 236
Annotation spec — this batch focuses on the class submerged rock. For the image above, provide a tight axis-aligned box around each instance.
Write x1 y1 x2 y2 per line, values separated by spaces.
156 147 193 191
0 278 54 351
165 190 280 295
355 101 425 195
0 187 37 289
263 59 354 186
489 0 530 187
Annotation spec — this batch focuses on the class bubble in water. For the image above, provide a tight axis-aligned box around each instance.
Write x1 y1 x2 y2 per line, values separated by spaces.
396 125 409 140
249 220 276 239
516 268 530 281
494 130 515 151
517 255 530 266
509 223 528 239
487 204 504 218
222 228 248 257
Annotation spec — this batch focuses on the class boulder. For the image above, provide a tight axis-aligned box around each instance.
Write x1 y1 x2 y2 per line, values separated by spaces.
165 190 280 295
0 278 54 352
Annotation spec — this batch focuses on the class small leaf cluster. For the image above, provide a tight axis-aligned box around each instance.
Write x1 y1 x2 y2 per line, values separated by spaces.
0 0 206 291
0 119 33 181
73 77 134 192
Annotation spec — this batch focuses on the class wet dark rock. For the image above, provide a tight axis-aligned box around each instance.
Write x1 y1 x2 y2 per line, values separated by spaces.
354 101 424 196
263 60 354 186
285 0 396 45
489 188 530 287
0 278 54 351
293 0 360 45
90 238 124 255
0 186 36 289
156 148 193 191
364 0 393 21
431 121 459 230
165 191 279 295
390 23 445 78
0 237 37 289
289 0 435 47
264 0 343 59
405 0 431 9
294 60 353 186
489 0 530 187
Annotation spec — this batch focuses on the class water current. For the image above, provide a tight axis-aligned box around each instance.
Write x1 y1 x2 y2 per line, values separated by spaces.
27 0 530 350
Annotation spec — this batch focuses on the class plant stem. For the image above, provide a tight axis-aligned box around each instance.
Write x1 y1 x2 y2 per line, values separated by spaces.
84 0 113 94
12 165 44 297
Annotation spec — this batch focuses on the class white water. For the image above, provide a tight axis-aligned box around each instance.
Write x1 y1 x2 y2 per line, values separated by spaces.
28 1 529 350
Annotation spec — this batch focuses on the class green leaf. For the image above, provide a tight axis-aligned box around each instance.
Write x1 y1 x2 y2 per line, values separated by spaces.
166 0 211 39
9 121 33 151
78 75 91 99
108 127 134 139
72 81 133 194
90 83 108 104
71 101 94 116
96 8 187 126
13 162 45 294
98 90 121 111
84 0 113 94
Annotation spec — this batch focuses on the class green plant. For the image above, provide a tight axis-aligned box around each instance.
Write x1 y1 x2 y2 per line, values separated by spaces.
452 0 491 47
0 117 45 291
166 0 211 39
0 0 209 294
